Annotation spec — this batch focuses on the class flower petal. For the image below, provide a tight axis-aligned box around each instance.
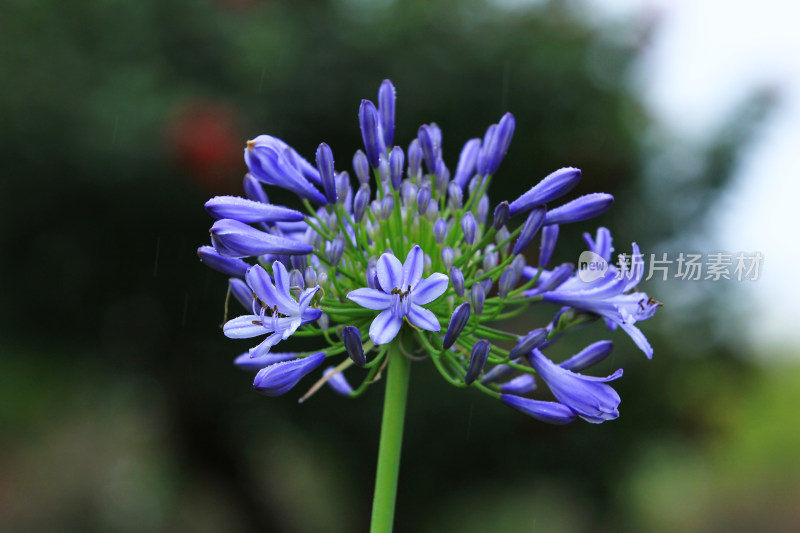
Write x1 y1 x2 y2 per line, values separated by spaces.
252 352 326 397
234 351 297 371
248 332 285 358
347 288 393 310
223 315 269 338
369 309 403 345
402 245 424 290
298 286 321 312
407 304 440 332
377 253 404 293
272 260 292 300
410 273 449 305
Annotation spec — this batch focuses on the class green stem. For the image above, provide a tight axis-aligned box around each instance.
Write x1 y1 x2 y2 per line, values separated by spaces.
370 348 411 533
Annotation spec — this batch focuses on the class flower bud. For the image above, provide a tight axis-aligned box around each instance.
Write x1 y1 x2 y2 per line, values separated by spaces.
434 218 448 244
512 206 546 255
441 246 455 270
342 325 367 367
498 267 516 299
388 146 404 190
205 196 305 223
485 112 514 174
508 328 547 359
380 195 394 219
304 266 317 287
435 159 450 195
253 352 326 397
442 302 471 350
481 363 514 384
482 250 499 271
465 340 490 385
316 142 337 204
493 201 510 230
243 173 269 204
335 171 350 204
417 186 431 215
418 124 440 173
197 246 250 277
476 195 489 225
378 79 396 147
509 167 582 217
317 313 329 330
476 124 497 175
539 224 559 267
424 201 439 221
462 212 477 245
317 271 329 288
210 219 312 258
495 226 510 255
470 282 485 315
559 340 614 372
407 139 422 179
359 100 385 167
447 181 463 209
450 267 465 297
401 180 418 207
378 154 390 184
229 277 254 310
327 237 345 264
453 138 481 189
543 193 614 225
423 253 432 274
366 264 379 289
354 183 370 223
289 268 305 290
353 150 370 185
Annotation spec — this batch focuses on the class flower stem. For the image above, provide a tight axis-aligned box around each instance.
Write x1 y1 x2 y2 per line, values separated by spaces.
370 347 411 533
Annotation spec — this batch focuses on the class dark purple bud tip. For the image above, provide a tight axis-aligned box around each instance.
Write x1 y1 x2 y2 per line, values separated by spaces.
508 328 547 360
316 143 337 203
465 339 490 385
509 167 582 217
493 201 510 230
512 206 546 255
544 193 614 226
253 352 326 397
443 302 471 350
343 326 366 367
501 395 577 425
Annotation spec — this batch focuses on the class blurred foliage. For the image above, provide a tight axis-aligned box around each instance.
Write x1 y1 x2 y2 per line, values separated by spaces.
0 0 792 532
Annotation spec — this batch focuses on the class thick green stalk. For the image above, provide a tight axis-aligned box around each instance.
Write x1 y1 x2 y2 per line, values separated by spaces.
370 348 411 533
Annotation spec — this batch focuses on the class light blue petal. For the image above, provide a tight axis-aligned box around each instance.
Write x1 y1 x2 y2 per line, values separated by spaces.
369 309 403 345
377 253 403 293
402 245 424 290
407 304 440 332
347 288 393 310
410 273 449 305
223 315 269 338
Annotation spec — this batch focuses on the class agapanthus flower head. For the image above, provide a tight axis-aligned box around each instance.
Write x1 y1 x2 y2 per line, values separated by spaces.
198 80 659 420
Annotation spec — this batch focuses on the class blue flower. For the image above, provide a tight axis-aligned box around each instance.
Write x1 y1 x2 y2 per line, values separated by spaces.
253 352 326 397
527 349 622 424
347 245 448 344
224 261 321 357
539 240 658 358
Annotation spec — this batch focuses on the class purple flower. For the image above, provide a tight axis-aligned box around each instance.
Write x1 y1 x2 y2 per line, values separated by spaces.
347 246 449 344
540 243 657 358
316 143 337 204
342 325 366 367
528 349 622 424
512 206 546 255
223 262 322 357
539 224 559 268
378 79 396 147
204 196 305 223
210 219 313 258
443 302 471 350
453 138 481 189
465 339 490 385
501 395 577 425
543 193 614 225
234 351 298 371
359 100 385 167
253 352 326 396
499 374 537 395
508 167 582 217
244 136 326 204
197 245 250 277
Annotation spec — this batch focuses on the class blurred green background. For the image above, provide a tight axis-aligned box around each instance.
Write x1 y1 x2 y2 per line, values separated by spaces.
1 0 797 532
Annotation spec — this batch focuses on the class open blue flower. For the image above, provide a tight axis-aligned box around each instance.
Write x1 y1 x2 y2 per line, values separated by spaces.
347 246 448 344
528 349 622 424
224 261 321 357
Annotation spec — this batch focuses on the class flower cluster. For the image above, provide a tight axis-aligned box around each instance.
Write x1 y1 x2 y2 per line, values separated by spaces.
197 80 659 424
